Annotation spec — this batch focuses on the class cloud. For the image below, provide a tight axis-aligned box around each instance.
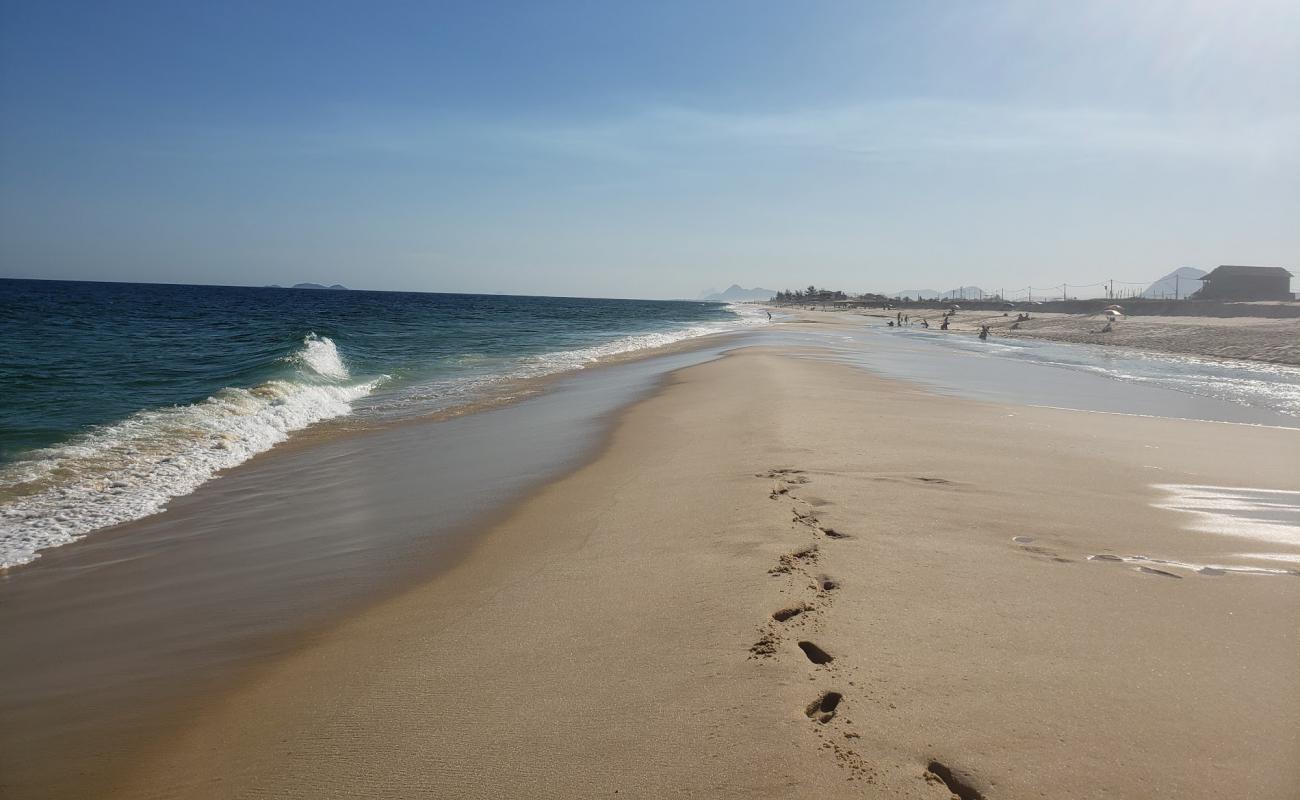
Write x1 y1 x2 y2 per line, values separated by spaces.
484 101 1300 168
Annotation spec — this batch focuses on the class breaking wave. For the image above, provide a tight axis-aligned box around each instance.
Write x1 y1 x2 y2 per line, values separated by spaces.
0 335 380 568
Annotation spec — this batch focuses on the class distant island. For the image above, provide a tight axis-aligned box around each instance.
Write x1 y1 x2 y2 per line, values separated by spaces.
698 284 777 302
265 283 349 290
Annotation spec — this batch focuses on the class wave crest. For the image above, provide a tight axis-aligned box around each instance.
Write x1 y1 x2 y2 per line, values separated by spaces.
0 334 379 568
291 333 350 380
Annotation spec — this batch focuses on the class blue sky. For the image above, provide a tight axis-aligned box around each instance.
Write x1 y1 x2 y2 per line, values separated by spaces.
2 0 1297 298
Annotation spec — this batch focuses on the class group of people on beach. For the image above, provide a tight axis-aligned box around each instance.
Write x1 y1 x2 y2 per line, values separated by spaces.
885 308 991 340
887 311 929 329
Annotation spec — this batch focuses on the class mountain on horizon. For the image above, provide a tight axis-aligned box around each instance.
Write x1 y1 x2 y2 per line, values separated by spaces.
894 286 987 300
699 284 777 302
1140 267 1205 299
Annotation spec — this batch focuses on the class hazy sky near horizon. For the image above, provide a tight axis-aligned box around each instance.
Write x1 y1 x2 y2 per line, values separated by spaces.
2 1 1297 299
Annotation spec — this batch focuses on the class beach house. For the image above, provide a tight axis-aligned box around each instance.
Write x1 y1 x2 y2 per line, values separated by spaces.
1192 265 1295 301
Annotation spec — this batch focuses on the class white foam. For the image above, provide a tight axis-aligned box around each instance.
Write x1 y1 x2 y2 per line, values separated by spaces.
1086 553 1299 577
1151 484 1300 548
359 305 769 418
0 335 380 569
526 303 768 372
292 332 350 380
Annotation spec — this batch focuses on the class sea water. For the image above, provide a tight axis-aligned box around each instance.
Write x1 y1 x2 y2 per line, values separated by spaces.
0 279 764 567
779 320 1300 426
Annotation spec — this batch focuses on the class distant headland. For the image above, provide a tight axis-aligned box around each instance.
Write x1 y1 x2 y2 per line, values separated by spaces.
265 283 349 290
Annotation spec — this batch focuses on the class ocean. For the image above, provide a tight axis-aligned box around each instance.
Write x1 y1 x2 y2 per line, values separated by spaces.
0 279 764 567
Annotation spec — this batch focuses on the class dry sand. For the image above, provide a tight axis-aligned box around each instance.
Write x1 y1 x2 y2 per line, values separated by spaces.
108 345 1300 799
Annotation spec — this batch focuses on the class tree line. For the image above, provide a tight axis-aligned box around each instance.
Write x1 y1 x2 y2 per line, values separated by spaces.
773 286 847 303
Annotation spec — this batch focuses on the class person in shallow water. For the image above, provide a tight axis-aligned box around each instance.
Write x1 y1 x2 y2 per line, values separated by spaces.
978 325 990 340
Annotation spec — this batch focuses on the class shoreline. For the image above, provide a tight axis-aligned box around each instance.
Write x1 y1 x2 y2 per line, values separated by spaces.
108 345 1300 798
1 323 757 573
4 327 1298 798
0 333 750 799
776 305 1300 365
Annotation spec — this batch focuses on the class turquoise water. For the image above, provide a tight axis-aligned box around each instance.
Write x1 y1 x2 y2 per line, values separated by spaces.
0 279 763 566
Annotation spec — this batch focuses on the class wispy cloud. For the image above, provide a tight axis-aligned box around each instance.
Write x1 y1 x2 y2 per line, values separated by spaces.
478 101 1300 167
165 97 1299 176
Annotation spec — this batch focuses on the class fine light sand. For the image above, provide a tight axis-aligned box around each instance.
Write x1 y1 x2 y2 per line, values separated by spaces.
112 348 1299 799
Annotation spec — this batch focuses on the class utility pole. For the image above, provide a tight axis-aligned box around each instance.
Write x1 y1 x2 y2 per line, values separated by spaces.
1061 283 1066 301
1175 273 1180 300
1109 279 1114 299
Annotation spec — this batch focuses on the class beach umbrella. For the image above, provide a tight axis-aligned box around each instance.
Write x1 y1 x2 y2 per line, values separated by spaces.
1105 304 1124 311
1002 302 1015 309
1103 309 1122 318
949 304 961 310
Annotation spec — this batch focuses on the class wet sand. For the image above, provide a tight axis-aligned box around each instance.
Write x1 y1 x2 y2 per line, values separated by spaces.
105 345 1300 798
0 342 738 799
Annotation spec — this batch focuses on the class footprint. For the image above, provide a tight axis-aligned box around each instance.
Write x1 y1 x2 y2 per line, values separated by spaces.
749 630 779 658
772 605 808 622
770 544 820 575
817 575 839 592
759 468 808 482
1136 566 1181 579
792 507 819 527
873 475 961 488
924 761 985 800
1089 554 1124 562
819 527 850 540
805 690 843 723
1019 544 1056 556
797 641 834 665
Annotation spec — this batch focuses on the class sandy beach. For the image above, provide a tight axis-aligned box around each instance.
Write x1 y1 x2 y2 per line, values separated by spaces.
94 337 1300 799
837 306 1300 365
6 3 1298 798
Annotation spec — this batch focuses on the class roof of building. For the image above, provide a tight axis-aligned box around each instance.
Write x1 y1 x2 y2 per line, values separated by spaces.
1200 265 1294 280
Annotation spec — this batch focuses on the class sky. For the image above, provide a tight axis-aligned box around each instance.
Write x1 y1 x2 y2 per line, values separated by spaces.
1 0 1297 299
